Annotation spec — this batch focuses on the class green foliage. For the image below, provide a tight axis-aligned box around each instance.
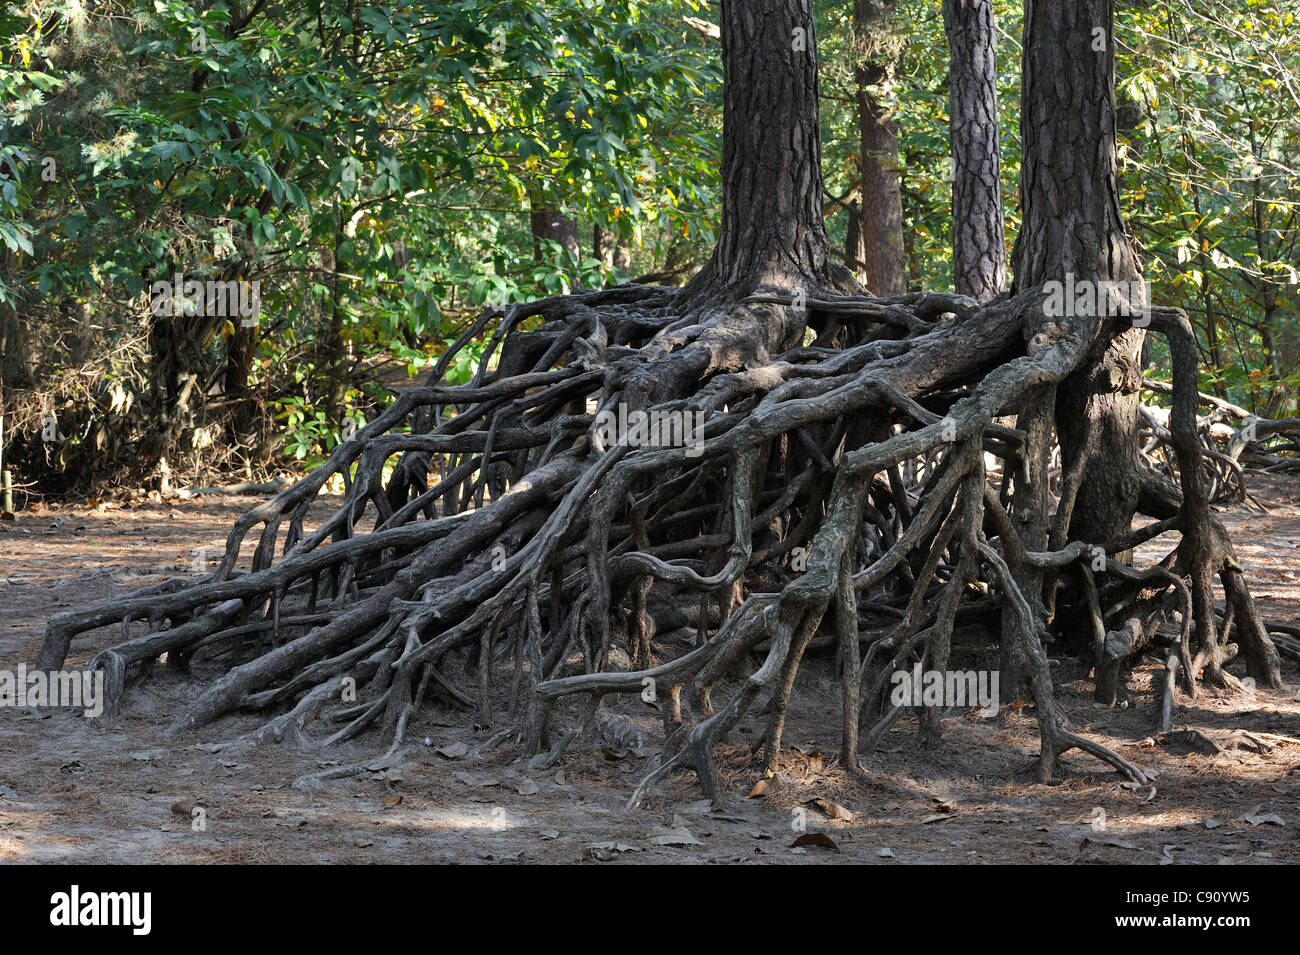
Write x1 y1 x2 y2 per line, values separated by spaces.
1 0 719 472
2 0 1298 484
1114 0 1300 414
816 0 1298 415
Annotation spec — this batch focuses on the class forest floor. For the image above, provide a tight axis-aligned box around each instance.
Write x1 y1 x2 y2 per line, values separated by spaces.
0 475 1296 864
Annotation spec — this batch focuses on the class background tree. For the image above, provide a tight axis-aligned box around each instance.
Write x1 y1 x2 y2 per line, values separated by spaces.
852 0 908 294
943 0 1005 302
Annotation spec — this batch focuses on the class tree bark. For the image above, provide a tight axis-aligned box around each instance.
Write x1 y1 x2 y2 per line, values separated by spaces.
845 198 867 284
224 315 258 450
854 0 907 296
593 224 614 272
612 238 632 274
943 0 1006 303
695 0 835 296
324 213 348 428
529 195 581 281
1012 0 1144 547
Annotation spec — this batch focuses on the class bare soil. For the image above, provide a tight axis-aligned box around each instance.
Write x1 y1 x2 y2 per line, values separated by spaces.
0 477 1297 864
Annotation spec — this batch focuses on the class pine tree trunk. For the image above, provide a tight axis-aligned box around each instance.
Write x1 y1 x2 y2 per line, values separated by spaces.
845 198 867 283
854 0 907 296
944 0 1006 303
697 0 834 296
1012 0 1144 547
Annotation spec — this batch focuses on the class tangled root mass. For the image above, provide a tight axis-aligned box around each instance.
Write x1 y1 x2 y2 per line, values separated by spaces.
37 278 1293 801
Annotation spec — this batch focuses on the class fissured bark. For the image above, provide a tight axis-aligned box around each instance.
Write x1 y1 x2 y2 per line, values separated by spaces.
699 0 836 296
1012 0 1144 547
854 0 907 296
944 0 1006 303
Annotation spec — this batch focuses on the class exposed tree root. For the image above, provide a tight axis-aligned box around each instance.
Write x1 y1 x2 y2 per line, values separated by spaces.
36 279 1286 803
1140 376 1300 505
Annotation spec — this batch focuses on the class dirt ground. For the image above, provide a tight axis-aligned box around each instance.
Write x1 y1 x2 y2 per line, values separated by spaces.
0 475 1297 864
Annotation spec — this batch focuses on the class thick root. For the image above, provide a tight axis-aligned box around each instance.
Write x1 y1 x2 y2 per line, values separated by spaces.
34 283 1282 802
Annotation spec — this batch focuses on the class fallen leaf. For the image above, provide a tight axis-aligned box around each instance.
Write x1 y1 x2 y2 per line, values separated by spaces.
808 797 855 822
516 779 540 796
878 847 895 858
746 778 776 798
790 832 839 852
1242 808 1286 827
648 826 703 846
435 741 468 759
385 794 403 807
